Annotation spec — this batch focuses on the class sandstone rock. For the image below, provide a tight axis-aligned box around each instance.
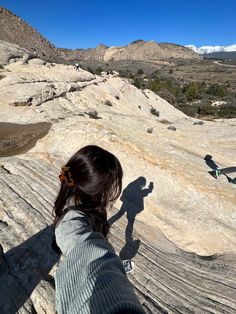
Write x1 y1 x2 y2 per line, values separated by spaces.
0 156 235 313
28 58 46 65
0 40 32 65
0 55 236 313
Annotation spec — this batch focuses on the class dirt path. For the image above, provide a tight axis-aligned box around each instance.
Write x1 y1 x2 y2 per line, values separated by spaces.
213 60 236 68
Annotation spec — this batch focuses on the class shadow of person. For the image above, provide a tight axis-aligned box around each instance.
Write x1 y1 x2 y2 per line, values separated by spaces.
108 177 154 260
204 154 219 170
0 226 59 314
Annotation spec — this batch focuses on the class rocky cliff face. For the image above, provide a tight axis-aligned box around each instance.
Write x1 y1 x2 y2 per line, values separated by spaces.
0 46 236 312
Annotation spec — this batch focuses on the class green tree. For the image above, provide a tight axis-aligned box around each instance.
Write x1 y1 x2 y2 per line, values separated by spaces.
137 69 144 75
183 83 200 101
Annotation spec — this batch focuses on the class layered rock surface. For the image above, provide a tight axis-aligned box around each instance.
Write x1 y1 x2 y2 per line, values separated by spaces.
0 58 236 313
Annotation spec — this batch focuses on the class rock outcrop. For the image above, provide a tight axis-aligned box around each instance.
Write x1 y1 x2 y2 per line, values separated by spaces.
0 55 236 313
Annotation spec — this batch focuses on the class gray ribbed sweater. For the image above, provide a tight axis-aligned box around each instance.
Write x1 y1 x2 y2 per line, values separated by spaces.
55 207 145 314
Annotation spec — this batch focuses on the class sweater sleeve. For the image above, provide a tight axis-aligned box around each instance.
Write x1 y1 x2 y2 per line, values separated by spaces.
54 209 145 314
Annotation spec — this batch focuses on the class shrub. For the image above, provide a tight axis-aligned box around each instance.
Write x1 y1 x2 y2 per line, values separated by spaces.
158 88 176 104
131 39 145 44
217 105 236 118
150 107 160 117
0 64 4 69
128 72 134 79
115 95 120 100
167 125 176 131
193 121 204 125
133 78 141 89
206 84 226 97
95 67 103 75
169 69 174 74
137 69 144 75
147 127 153 134
104 100 112 106
159 119 172 125
0 74 6 80
87 67 94 74
87 110 100 119
183 83 200 101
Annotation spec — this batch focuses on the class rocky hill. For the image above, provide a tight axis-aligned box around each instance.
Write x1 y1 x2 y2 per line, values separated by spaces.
0 7 200 64
60 40 201 62
0 44 236 312
0 7 63 62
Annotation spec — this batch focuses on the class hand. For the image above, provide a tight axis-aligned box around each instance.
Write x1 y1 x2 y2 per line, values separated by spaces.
149 182 154 190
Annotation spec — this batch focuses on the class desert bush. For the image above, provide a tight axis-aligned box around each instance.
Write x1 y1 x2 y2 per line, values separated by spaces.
217 105 236 118
133 78 141 89
128 72 134 79
183 83 200 101
0 64 4 69
177 104 198 117
167 125 176 131
87 110 100 119
115 95 120 100
157 88 176 104
95 67 103 75
0 74 6 80
87 67 94 74
104 100 112 106
131 39 145 44
147 127 153 134
206 83 226 97
137 69 144 75
159 119 172 125
169 69 174 74
196 104 217 116
150 107 160 117
193 121 204 125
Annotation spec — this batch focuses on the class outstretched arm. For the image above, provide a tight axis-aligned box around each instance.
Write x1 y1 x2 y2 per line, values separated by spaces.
55 208 145 314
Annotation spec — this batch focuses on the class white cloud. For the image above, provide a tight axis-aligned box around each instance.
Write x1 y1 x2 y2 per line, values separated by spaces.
186 44 236 54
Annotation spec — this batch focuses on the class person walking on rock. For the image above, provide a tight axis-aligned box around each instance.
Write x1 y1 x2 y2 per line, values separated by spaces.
53 145 145 314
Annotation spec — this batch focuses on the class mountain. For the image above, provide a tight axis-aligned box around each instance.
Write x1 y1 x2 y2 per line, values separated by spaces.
186 44 236 54
60 41 201 62
0 7 200 63
0 7 63 62
203 51 236 60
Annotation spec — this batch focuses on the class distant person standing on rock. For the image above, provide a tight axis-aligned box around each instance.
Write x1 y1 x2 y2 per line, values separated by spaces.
75 62 79 71
53 145 145 314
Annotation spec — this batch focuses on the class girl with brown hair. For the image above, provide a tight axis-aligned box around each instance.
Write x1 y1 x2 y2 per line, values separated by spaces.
53 145 144 314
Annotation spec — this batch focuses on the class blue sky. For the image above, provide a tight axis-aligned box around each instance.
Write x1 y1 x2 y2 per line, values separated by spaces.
1 0 235 49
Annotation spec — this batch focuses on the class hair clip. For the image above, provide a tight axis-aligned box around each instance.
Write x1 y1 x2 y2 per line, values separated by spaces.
59 165 74 187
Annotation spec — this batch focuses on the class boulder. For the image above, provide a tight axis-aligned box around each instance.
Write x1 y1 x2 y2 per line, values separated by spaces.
28 58 46 65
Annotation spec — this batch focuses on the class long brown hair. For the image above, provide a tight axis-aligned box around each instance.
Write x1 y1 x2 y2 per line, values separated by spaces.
54 145 123 238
